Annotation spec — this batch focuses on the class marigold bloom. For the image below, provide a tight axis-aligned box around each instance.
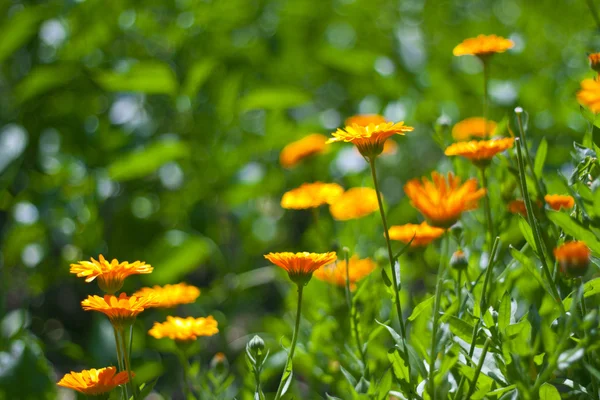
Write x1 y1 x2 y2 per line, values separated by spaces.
313 256 376 290
388 222 446 247
589 53 600 72
445 138 514 166
345 114 387 127
577 79 600 113
148 316 218 341
404 172 486 228
70 255 153 294
453 34 514 58
133 283 200 308
281 182 344 210
452 117 497 141
329 187 379 221
545 194 575 211
264 251 337 285
57 367 131 396
554 241 591 278
508 200 527 216
279 134 328 168
81 293 156 329
327 121 414 159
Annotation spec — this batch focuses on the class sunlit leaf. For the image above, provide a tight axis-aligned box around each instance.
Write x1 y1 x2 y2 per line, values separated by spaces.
94 62 178 94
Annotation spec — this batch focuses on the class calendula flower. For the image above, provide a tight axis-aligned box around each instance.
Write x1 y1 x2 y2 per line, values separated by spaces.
133 283 200 308
280 134 328 168
545 194 575 211
589 53 600 72
57 367 131 396
70 255 153 294
554 241 591 278
281 182 344 210
388 222 446 247
508 200 527 216
453 34 514 58
345 114 387 127
445 138 514 166
148 316 218 341
577 79 600 113
452 117 497 141
329 187 379 221
264 251 337 285
313 256 376 290
327 121 414 159
404 172 486 228
81 293 156 329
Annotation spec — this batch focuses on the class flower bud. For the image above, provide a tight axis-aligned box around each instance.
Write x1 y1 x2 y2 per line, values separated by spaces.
554 241 591 278
450 250 469 270
590 53 600 73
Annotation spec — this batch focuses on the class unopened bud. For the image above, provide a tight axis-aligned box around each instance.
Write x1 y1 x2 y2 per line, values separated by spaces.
450 250 469 270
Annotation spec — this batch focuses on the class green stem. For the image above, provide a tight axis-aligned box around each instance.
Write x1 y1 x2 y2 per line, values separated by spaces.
479 167 494 248
586 0 600 31
515 111 545 202
483 59 489 128
464 338 491 400
457 269 463 317
120 329 138 400
579 280 600 399
113 327 127 400
273 285 304 400
177 348 194 399
344 248 367 373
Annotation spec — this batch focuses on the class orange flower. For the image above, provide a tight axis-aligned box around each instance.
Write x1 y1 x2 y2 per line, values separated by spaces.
281 182 344 210
133 283 200 308
81 293 157 329
280 134 328 168
404 172 486 228
329 187 379 221
545 194 575 211
445 138 514 166
388 222 446 247
345 114 387 127
313 256 376 290
453 34 514 58
148 316 218 341
70 255 153 294
508 200 527 216
57 367 131 396
589 53 600 72
577 79 600 113
264 251 337 285
452 117 497 141
554 241 591 278
327 121 413 159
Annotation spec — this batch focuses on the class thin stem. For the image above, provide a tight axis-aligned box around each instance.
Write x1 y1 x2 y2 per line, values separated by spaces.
483 59 489 127
479 167 494 248
273 285 304 400
465 338 492 400
344 249 367 374
515 112 545 202
579 280 600 399
586 0 600 31
113 327 127 400
177 348 194 400
120 329 138 400
457 269 463 317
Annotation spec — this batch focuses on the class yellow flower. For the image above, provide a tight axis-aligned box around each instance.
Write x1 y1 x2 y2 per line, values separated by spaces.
388 222 446 247
57 367 131 396
327 121 414 159
589 53 600 72
81 293 156 329
329 187 379 221
545 194 575 211
404 172 486 228
345 114 387 127
444 138 514 166
281 182 344 210
148 316 218 341
264 251 337 285
313 256 376 290
554 241 591 278
577 79 600 113
452 117 497 141
133 283 200 308
453 34 514 58
280 134 328 168
70 255 153 294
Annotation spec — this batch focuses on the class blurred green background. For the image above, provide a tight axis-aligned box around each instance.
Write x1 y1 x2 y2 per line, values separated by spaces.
0 0 598 398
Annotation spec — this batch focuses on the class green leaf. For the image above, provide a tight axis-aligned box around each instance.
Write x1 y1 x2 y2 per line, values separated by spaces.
381 269 392 287
0 6 45 63
564 277 600 309
326 394 343 400
547 210 600 254
458 364 494 399
538 383 560 400
94 61 178 94
340 365 357 388
533 353 545 366
387 349 409 383
534 138 548 177
239 87 311 111
498 292 511 333
408 296 434 322
181 59 218 97
15 65 78 103
448 316 475 343
518 217 537 252
509 246 545 288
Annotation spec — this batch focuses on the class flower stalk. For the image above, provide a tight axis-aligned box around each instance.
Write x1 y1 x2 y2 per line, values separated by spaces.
343 248 367 372
119 328 138 400
113 327 128 400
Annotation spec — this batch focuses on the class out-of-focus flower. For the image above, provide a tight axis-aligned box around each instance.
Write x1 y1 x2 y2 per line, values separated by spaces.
388 222 446 247
444 138 514 166
453 34 514 58
577 79 600 113
589 53 600 72
329 187 379 221
452 117 497 141
57 367 131 396
345 114 387 127
264 251 337 286
404 172 486 228
279 134 328 168
554 241 591 278
70 255 153 294
327 121 413 159
313 256 376 290
545 194 575 211
148 316 218 341
508 199 527 216
281 182 344 210
133 283 200 308
450 250 469 270
81 293 156 329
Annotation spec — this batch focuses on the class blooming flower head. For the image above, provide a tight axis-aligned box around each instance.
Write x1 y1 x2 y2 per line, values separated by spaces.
508 199 527 216
133 283 200 308
280 134 328 168
81 293 157 329
545 194 575 211
148 316 218 341
589 53 600 72
388 222 446 247
345 114 387 127
281 182 344 210
329 187 379 221
264 251 337 285
57 367 131 396
313 256 376 290
327 121 414 159
445 138 514 167
554 241 591 278
577 79 600 113
452 118 497 141
70 255 153 294
453 34 514 58
404 172 486 228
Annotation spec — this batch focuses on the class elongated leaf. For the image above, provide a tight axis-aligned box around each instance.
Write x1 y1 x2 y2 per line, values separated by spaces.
0 6 45 63
518 217 537 252
408 296 434 322
387 349 409 383
340 365 357 387
547 210 600 253
534 138 548 177
15 65 78 103
108 141 189 181
182 59 218 97
498 292 511 333
239 87 311 111
509 246 545 288
448 316 475 343
95 62 178 94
